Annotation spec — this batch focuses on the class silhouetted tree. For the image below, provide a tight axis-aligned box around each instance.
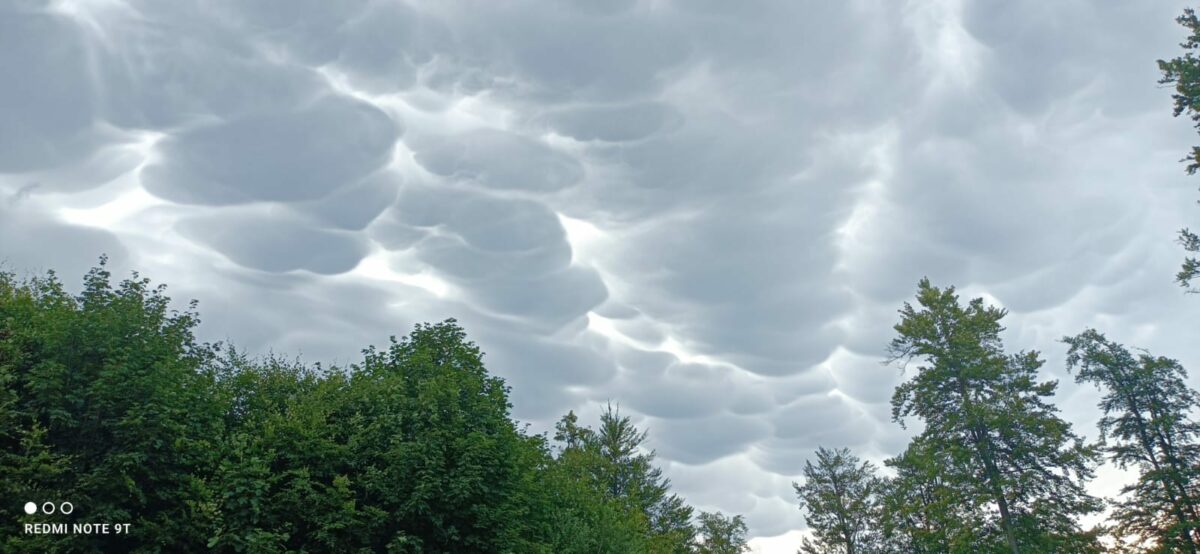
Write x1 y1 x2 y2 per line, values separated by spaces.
1065 329 1200 552
1158 8 1200 291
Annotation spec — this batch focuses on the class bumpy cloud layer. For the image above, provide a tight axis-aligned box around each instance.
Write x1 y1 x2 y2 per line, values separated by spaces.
3 0 1198 550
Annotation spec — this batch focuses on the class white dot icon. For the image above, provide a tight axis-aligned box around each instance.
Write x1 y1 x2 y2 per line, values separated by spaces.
24 502 36 515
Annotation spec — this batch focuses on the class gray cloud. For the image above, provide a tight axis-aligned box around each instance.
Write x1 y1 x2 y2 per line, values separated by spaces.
143 95 400 205
412 129 585 192
0 204 127 279
178 209 370 274
0 6 102 173
537 102 682 142
4 0 1199 549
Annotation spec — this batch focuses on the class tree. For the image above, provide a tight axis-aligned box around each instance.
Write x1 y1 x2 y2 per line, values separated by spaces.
1064 329 1200 552
552 404 699 553
327 320 553 552
887 279 1103 553
0 261 737 552
593 404 697 553
0 260 225 552
1158 8 1200 292
794 447 883 554
694 511 749 554
548 410 651 552
880 436 988 553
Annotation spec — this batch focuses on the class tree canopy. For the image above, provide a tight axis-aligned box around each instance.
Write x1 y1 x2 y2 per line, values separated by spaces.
0 261 740 552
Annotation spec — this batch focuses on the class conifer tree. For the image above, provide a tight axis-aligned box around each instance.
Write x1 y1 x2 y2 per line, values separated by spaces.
554 404 697 553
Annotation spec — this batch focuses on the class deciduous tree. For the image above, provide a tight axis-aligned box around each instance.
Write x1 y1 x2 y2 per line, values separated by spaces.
794 447 883 554
887 279 1103 553
1064 329 1200 552
1157 8 1200 291
694 511 749 554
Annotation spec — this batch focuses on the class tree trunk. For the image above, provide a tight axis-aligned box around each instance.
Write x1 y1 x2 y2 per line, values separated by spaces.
1118 373 1199 553
957 372 1019 554
977 430 1020 554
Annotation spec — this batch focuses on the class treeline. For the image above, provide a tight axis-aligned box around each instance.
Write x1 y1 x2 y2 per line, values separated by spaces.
0 262 749 553
793 279 1200 553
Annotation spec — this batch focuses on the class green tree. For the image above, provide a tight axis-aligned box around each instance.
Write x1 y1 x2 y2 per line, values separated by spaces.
595 404 697 553
694 511 749 554
1064 329 1200 552
880 436 986 553
0 261 726 552
887 279 1103 553
0 260 225 552
794 447 882 554
549 410 651 552
1158 8 1200 291
552 405 699 553
219 320 558 553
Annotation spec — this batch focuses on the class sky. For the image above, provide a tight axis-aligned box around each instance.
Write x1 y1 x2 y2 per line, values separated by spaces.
2 0 1199 550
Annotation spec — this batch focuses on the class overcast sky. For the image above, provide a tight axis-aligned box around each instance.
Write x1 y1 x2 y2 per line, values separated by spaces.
3 0 1200 550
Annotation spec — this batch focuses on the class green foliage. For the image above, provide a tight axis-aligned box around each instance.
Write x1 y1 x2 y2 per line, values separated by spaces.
0 262 735 552
886 279 1103 553
0 259 224 552
205 321 581 553
551 405 699 553
1180 229 1200 292
694 511 749 554
880 435 990 553
1157 8 1200 291
1064 329 1200 552
794 447 883 554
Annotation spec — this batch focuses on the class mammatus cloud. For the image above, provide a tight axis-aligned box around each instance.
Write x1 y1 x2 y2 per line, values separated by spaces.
2 0 1199 550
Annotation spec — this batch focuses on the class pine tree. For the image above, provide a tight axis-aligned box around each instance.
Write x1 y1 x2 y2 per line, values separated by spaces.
1064 329 1200 551
553 404 698 553
887 279 1103 553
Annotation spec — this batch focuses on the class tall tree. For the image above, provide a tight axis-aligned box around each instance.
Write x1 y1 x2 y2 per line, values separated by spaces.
794 447 883 554
693 511 750 554
887 279 1103 553
1064 329 1200 552
1158 8 1200 292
